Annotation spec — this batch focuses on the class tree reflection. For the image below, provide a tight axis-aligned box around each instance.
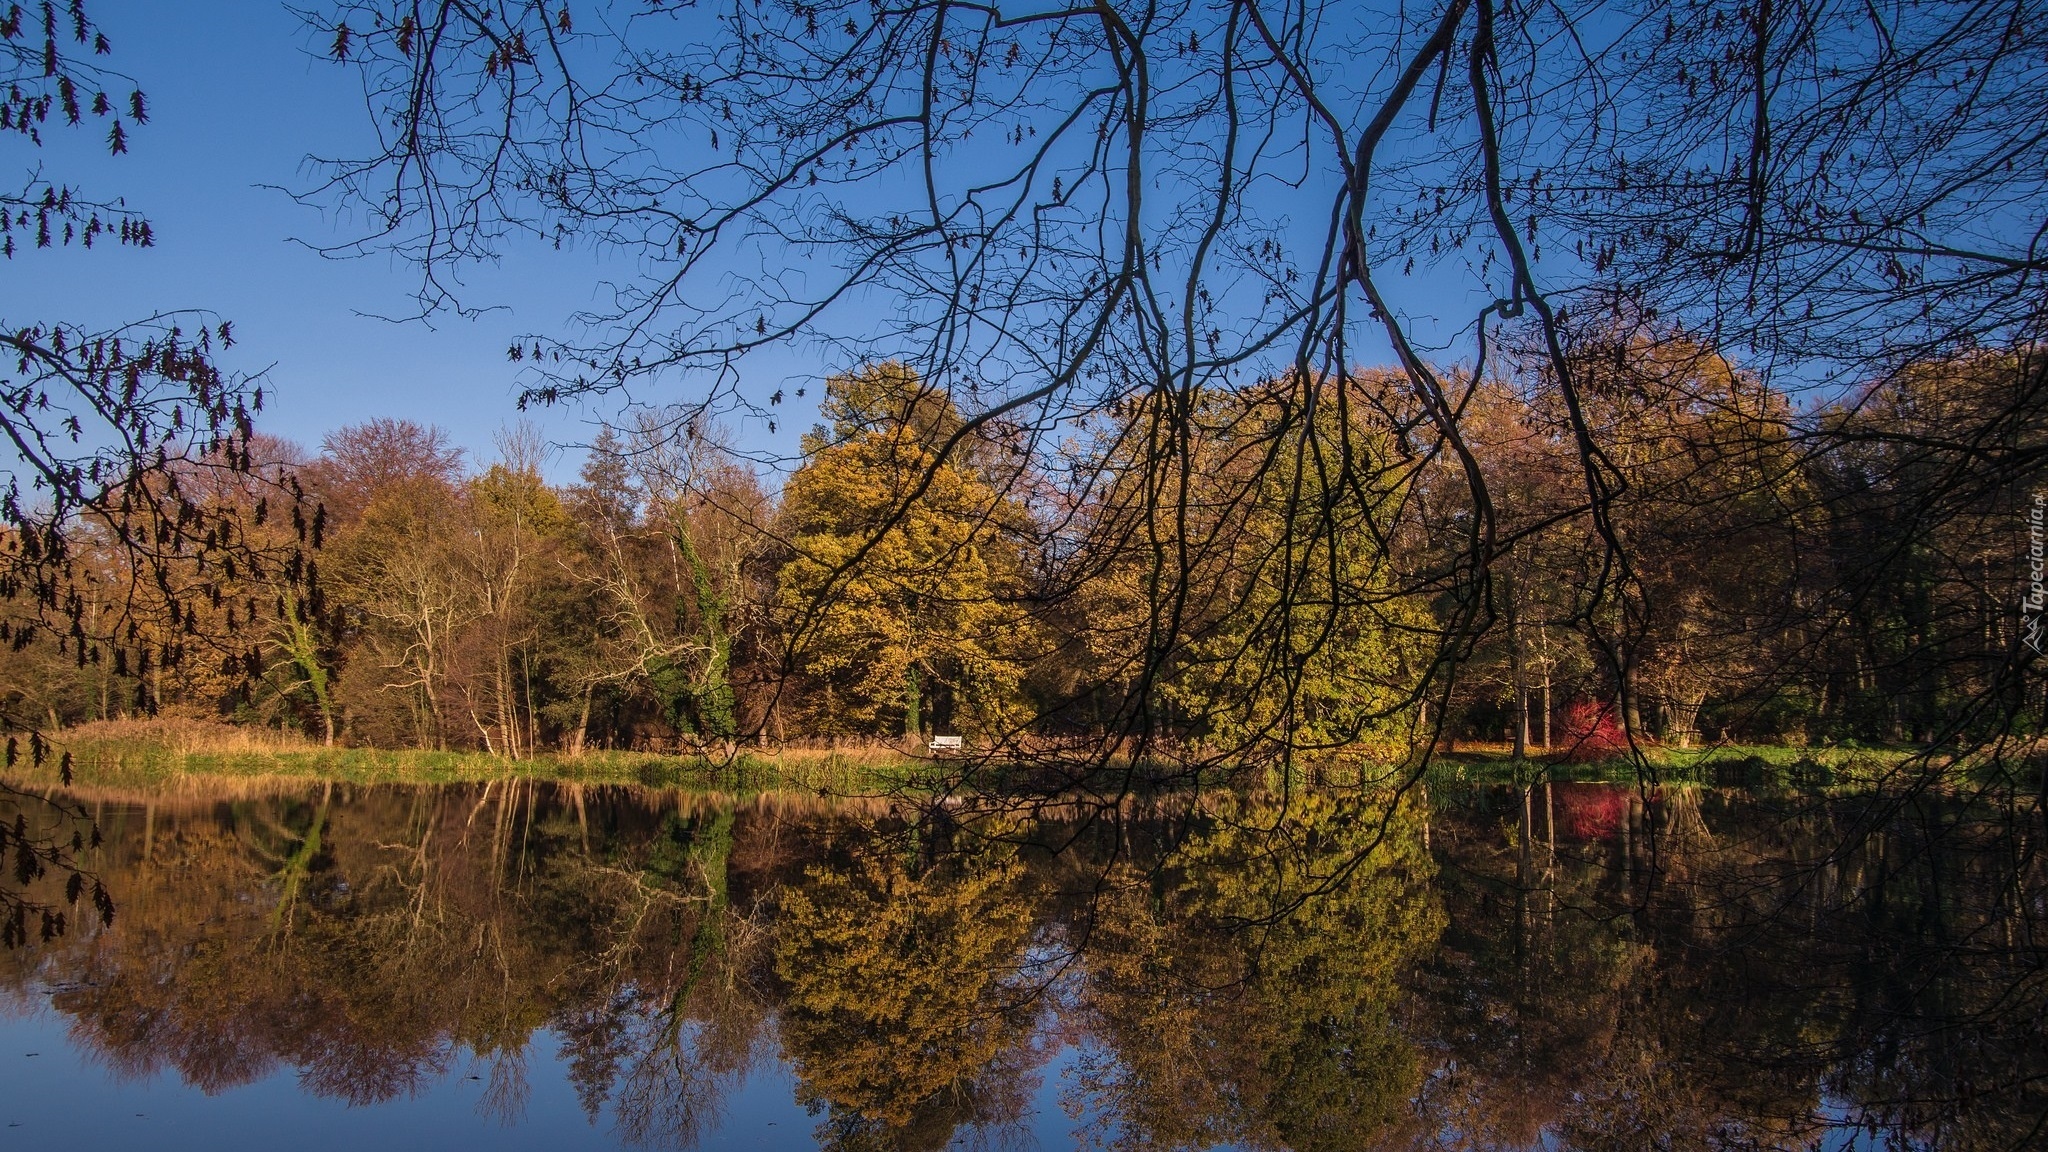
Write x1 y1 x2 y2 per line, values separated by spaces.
1069 793 1444 1152
0 778 2037 1149
775 828 1047 1151
1410 781 2047 1152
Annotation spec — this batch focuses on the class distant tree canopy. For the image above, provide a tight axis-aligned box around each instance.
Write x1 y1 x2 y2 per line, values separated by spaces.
2 1 2044 777
0 346 2036 769
273 0 2047 778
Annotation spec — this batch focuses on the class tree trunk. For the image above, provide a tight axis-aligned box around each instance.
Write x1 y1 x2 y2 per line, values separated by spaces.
1545 779 1555 853
1509 588 1528 762
524 653 539 758
497 653 519 760
422 676 446 752
1663 695 1703 748
570 685 593 757
904 664 922 738
571 784 589 855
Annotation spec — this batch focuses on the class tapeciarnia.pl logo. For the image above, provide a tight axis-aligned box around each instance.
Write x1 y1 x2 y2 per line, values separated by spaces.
2026 493 2046 655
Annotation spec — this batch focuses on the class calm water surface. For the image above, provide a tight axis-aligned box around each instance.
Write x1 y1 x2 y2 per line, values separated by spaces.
0 777 2039 1150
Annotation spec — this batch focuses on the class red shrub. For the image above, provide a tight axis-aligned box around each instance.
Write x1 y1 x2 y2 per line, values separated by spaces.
1556 698 1638 763
1551 783 1631 840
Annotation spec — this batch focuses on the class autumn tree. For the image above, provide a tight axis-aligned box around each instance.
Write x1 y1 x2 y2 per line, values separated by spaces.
304 418 465 525
302 0 2048 784
324 424 473 748
1802 350 2048 744
622 416 774 746
776 364 1041 740
1526 326 1812 747
1161 379 1432 765
1436 375 1592 754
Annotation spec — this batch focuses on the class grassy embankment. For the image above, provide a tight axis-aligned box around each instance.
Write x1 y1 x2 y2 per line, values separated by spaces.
1427 740 1923 790
10 719 1934 795
22 719 928 793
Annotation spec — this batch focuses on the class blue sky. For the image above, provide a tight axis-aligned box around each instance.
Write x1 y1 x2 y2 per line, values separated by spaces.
4 1 1507 481
1 0 735 477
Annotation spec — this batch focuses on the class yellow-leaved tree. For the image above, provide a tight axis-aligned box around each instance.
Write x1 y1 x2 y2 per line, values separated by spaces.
776 364 1040 738
1069 376 1434 767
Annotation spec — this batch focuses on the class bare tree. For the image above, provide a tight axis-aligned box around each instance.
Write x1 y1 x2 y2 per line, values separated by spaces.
2 0 316 946
297 1 2047 790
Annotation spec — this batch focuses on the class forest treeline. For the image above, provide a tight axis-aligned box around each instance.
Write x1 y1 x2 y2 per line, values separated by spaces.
3 333 2040 760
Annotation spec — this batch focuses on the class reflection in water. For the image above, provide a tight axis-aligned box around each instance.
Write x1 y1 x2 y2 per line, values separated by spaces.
0 776 2040 1150
1069 793 1441 1152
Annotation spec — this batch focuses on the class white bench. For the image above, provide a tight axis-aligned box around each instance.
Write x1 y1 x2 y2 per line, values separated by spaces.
928 735 964 753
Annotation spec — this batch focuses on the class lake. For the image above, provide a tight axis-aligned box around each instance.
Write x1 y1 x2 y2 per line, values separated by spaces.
0 776 2039 1150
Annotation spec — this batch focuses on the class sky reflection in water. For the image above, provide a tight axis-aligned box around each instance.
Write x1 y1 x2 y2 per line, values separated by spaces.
0 778 2036 1150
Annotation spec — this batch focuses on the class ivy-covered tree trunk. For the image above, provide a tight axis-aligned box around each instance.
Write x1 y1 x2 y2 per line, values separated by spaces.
671 516 736 740
277 596 338 746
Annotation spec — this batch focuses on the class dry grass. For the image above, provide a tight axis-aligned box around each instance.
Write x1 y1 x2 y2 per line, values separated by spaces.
7 719 937 793
56 719 928 761
58 717 318 754
36 721 1898 795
